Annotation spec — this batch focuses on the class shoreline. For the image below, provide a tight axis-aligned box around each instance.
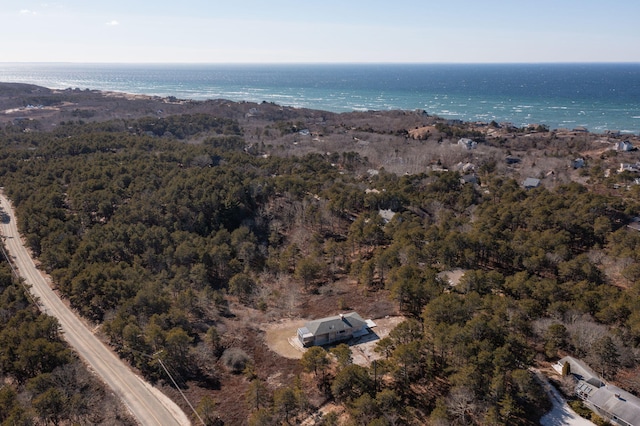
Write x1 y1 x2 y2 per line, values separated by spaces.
1 63 639 134
1 83 636 139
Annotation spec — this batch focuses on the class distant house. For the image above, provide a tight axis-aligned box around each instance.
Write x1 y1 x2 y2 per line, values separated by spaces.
454 162 475 173
556 356 640 426
297 312 372 347
523 178 541 189
429 165 448 172
506 156 521 165
378 209 396 223
587 385 640 426
619 163 640 173
460 174 478 185
615 141 634 152
556 356 604 389
628 217 640 232
457 138 477 150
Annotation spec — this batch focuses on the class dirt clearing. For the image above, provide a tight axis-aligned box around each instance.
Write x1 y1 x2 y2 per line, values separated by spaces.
263 316 405 365
263 319 307 359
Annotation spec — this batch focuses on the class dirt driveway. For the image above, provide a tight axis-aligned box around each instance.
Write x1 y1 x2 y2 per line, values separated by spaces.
263 316 405 366
263 319 307 359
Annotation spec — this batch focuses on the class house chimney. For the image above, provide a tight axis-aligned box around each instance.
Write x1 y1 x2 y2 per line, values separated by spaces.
340 314 344 320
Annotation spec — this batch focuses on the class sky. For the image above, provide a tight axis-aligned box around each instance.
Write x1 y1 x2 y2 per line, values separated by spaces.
2 1 640 63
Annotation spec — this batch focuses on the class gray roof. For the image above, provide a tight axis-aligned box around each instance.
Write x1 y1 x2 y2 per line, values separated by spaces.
461 174 478 184
304 312 366 336
523 177 541 188
588 385 640 426
560 356 603 387
629 217 640 232
617 140 634 151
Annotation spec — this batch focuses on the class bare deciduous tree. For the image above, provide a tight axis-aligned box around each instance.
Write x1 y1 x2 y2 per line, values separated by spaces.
446 386 478 425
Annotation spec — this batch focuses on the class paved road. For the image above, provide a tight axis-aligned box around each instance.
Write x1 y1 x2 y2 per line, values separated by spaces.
0 193 191 426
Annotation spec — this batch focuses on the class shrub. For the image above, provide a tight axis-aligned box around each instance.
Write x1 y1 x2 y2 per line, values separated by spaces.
221 348 251 374
568 400 592 418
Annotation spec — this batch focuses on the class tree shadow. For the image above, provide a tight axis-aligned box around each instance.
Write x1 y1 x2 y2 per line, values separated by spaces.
193 375 221 390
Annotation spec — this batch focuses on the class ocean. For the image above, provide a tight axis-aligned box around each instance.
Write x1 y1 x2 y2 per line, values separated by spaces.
1 63 639 134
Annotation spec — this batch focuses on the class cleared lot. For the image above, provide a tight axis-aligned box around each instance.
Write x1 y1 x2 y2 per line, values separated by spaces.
263 316 405 366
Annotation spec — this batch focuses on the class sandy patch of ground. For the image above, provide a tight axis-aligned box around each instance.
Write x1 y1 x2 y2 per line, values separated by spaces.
263 319 307 359
408 125 437 139
102 91 156 100
300 403 344 426
2 106 62 115
438 269 466 287
263 316 406 366
349 316 405 366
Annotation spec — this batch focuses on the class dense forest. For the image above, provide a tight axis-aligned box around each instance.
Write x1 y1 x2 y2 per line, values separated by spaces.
1 108 640 425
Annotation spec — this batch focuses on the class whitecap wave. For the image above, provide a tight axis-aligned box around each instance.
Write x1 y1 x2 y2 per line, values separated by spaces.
1 63 638 133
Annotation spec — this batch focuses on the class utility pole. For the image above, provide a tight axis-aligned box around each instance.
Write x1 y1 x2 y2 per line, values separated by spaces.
154 351 206 425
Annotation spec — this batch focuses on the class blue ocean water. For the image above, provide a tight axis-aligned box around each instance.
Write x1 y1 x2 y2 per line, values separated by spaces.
1 63 639 134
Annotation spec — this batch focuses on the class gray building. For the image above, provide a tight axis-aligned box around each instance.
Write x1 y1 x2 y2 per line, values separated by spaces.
297 312 370 347
587 385 640 426
558 356 640 426
523 177 541 189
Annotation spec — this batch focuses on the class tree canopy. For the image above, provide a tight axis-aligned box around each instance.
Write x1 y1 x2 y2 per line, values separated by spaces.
2 111 640 424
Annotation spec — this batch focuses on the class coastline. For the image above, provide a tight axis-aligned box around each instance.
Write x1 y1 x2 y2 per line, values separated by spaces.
0 63 639 134
0 83 636 140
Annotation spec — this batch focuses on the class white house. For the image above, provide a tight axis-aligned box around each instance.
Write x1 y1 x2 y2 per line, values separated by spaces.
619 163 640 173
615 141 634 152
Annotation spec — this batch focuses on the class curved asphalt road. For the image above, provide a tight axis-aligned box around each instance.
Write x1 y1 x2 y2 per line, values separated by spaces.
0 193 191 426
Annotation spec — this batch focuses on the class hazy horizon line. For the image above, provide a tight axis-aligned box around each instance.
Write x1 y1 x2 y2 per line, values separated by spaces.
2 61 640 66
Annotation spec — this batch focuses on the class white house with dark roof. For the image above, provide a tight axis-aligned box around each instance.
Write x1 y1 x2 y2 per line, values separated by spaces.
297 312 372 347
